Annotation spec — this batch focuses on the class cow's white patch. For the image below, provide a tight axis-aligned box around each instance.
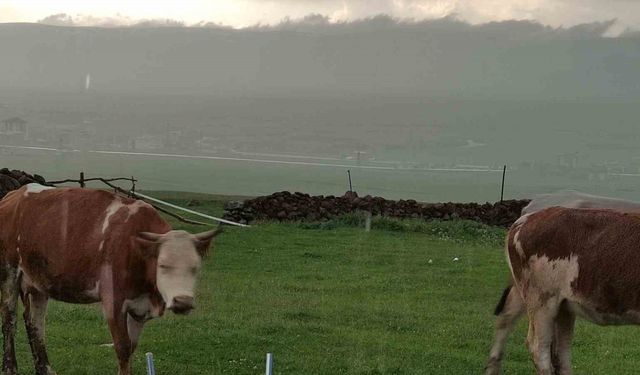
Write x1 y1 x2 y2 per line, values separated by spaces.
514 230 525 258
101 199 147 236
124 201 146 221
509 214 529 259
102 198 124 234
98 240 105 252
23 183 54 196
505 242 518 291
100 264 114 319
520 254 580 307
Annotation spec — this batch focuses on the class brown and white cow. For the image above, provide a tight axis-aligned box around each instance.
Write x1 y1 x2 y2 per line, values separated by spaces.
0 184 221 375
485 190 640 375
505 206 640 374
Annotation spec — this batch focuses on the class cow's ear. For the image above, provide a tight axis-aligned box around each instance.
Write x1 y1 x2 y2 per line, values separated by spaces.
194 227 223 257
135 233 161 259
138 232 163 242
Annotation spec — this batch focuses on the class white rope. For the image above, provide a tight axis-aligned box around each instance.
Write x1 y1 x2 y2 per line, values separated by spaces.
132 191 249 228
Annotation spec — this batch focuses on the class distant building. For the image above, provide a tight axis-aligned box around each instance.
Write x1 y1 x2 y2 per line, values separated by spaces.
557 152 578 168
1 117 27 134
0 117 28 141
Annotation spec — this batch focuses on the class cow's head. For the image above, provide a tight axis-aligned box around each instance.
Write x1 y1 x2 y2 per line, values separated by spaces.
136 228 222 315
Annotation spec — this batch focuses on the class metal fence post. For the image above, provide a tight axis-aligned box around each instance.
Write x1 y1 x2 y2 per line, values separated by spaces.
146 352 156 375
266 353 274 375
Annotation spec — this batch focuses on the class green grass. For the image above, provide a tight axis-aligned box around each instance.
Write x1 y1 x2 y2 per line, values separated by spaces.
9 195 640 374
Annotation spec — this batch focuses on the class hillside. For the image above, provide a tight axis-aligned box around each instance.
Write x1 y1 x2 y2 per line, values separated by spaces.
1 20 640 99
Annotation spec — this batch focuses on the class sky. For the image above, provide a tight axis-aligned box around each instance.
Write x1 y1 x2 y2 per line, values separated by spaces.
0 0 639 33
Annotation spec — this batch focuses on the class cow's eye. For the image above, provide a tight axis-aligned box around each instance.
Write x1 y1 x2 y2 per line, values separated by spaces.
190 267 198 274
159 264 171 270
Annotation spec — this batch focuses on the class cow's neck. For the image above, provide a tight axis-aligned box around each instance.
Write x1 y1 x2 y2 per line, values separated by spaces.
115 247 165 319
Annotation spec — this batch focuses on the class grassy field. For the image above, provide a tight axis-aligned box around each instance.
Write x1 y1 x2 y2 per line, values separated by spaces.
9 194 640 374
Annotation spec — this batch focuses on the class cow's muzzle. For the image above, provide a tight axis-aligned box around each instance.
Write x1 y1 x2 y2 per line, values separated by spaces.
169 295 195 315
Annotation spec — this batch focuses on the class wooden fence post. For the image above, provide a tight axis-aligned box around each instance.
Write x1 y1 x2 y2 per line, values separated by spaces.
500 165 506 202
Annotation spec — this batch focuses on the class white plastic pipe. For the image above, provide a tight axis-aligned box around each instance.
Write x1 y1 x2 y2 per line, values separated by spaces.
132 191 249 227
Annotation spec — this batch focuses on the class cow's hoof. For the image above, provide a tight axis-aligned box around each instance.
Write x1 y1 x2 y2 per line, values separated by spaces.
484 358 501 375
35 364 57 375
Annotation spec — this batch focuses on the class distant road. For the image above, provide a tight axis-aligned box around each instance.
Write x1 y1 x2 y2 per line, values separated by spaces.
0 144 504 173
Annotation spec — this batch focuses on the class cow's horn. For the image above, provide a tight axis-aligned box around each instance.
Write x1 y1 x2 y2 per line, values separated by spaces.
194 227 223 242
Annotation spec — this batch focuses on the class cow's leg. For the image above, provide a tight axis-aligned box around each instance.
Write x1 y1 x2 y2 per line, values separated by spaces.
527 306 557 375
106 311 135 375
106 313 146 375
0 266 19 375
22 291 56 375
551 303 575 375
126 314 145 353
486 286 525 375
525 319 535 359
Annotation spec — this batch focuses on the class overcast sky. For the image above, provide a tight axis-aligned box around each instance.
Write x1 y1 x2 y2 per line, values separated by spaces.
1 0 639 33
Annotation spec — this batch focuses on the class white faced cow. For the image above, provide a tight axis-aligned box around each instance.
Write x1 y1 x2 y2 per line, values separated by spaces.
486 190 640 375
0 184 221 375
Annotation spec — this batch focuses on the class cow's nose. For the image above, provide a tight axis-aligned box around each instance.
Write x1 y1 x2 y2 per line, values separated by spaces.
169 295 194 315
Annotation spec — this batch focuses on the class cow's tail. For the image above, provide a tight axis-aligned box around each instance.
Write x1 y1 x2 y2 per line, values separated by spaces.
494 285 512 316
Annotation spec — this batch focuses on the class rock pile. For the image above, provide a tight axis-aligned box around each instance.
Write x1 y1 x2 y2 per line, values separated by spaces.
223 191 530 227
0 169 48 199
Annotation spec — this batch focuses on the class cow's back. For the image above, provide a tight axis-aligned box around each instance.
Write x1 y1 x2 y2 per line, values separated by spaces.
521 190 640 216
508 207 640 324
0 185 170 303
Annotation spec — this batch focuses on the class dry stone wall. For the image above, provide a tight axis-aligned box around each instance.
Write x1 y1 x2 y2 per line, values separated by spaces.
223 191 530 227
